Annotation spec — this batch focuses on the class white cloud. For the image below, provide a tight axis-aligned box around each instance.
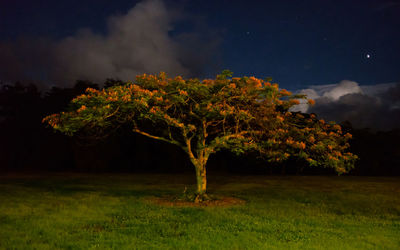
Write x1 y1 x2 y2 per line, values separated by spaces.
360 82 396 96
51 0 188 84
0 0 220 86
292 81 400 130
322 80 362 100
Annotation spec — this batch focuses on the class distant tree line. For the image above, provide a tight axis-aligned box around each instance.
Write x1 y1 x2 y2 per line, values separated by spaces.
0 80 399 175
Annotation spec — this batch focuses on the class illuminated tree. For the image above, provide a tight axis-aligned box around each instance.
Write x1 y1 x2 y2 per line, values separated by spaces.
43 71 357 202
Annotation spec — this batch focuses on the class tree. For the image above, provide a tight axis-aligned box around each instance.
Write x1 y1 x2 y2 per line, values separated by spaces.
43 71 357 201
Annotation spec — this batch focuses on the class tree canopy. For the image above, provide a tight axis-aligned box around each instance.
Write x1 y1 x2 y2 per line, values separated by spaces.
43 71 357 201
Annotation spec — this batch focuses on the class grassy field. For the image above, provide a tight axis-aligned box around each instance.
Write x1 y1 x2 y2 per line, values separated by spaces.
0 173 399 249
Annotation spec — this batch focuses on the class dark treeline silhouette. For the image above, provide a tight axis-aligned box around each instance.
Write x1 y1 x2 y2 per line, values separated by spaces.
0 80 399 175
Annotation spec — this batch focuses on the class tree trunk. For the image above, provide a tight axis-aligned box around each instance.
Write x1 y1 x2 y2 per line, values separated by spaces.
188 149 210 202
185 134 210 202
194 162 209 202
195 163 207 195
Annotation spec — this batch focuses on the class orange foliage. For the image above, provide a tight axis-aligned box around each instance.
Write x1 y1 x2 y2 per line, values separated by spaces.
307 99 315 105
43 71 357 175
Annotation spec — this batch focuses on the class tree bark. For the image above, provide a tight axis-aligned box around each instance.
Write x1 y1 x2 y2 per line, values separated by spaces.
185 129 211 202
188 148 210 202
195 163 207 195
193 161 209 203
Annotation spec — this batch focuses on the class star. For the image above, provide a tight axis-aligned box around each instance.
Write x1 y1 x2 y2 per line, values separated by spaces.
366 54 371 58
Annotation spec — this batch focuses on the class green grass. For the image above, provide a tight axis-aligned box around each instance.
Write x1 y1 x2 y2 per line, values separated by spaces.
0 173 399 249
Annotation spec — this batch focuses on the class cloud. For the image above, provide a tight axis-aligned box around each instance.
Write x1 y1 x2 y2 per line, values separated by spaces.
0 0 221 87
291 81 400 131
321 80 363 100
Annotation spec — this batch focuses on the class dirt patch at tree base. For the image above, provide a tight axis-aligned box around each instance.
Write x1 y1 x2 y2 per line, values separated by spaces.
147 196 246 207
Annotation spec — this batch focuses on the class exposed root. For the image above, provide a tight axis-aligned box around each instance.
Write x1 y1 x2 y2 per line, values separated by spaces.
194 193 211 203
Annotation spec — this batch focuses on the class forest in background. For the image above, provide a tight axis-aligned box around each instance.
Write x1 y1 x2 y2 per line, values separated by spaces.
1 80 399 175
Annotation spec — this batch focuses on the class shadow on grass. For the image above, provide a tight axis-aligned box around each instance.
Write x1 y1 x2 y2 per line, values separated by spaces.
10 178 178 199
104 189 175 198
14 179 97 195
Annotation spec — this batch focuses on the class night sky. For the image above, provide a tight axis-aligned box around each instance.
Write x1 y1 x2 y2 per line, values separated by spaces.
1 0 399 129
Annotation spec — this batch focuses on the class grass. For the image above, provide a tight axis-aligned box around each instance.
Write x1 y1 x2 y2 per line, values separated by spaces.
0 173 399 249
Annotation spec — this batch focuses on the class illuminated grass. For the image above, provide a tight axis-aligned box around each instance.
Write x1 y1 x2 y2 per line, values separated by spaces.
0 174 399 249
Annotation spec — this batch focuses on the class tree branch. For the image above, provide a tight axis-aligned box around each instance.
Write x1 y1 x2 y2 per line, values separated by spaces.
132 127 182 148
104 106 120 119
208 130 258 152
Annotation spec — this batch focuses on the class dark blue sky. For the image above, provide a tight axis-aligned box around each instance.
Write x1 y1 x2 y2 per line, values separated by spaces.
0 0 399 90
